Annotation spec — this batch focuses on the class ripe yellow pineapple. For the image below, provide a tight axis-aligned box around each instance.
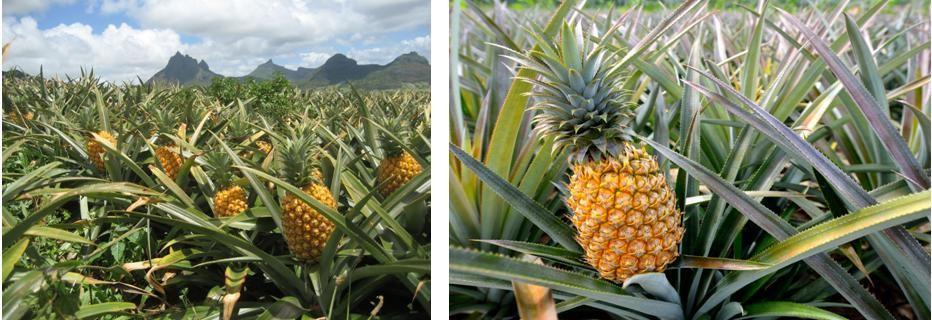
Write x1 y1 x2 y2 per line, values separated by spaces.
206 151 248 217
277 133 337 261
214 186 248 217
513 23 684 282
156 145 184 179
7 110 34 125
257 140 272 155
87 131 116 170
375 118 422 197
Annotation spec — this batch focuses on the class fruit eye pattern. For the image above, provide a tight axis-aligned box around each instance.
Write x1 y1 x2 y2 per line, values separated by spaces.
281 184 337 262
568 146 684 282
377 151 423 197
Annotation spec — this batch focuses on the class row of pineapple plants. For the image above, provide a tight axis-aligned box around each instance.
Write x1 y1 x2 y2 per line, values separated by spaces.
2 72 431 319
450 0 929 319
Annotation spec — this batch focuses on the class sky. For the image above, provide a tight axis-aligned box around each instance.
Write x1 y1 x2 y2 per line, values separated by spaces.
1 0 430 82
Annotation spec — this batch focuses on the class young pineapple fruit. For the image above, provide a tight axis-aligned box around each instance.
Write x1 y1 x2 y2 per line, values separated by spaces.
278 133 337 262
153 109 184 179
205 151 248 217
375 118 422 197
513 23 684 282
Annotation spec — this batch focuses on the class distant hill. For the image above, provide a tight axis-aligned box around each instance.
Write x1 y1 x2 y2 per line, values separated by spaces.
146 51 429 90
350 52 431 89
246 59 300 82
146 52 221 86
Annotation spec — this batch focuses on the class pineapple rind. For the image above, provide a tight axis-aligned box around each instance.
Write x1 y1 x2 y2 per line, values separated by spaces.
282 183 337 262
213 186 248 217
376 151 422 197
567 144 684 282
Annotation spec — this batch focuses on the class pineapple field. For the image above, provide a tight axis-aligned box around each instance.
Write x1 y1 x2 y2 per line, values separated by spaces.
2 72 431 319
450 0 931 319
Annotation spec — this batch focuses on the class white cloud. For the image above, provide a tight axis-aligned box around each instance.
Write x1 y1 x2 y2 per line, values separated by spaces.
105 0 427 48
3 0 75 15
349 35 430 65
1 1 430 81
297 52 331 68
2 17 183 81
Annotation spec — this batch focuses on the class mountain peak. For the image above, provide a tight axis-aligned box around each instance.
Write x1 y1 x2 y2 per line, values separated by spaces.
168 52 195 63
390 51 429 65
324 54 355 65
146 52 219 85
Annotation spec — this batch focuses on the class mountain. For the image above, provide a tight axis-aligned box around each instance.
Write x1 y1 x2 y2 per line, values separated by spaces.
146 52 220 86
145 52 428 89
350 52 430 89
245 59 309 82
301 54 383 87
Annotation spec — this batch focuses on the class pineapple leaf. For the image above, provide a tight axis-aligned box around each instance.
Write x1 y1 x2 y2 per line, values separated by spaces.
641 137 897 320
451 145 581 252
474 239 588 268
780 9 929 190
450 246 685 319
740 301 845 320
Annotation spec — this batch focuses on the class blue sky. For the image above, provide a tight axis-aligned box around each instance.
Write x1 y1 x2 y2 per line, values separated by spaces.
2 0 430 81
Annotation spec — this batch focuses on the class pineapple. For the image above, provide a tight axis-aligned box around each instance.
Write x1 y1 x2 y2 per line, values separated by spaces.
7 110 33 125
205 151 248 217
155 145 184 179
375 118 422 197
257 140 272 155
87 131 116 170
153 109 185 179
512 23 684 282
277 132 337 262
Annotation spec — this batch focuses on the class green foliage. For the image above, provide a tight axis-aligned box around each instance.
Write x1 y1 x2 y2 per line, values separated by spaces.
2 72 431 319
450 0 930 319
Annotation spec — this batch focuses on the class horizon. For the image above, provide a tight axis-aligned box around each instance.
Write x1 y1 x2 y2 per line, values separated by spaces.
2 0 430 82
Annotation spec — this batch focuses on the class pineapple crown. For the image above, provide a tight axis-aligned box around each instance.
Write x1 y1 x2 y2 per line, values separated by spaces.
76 107 99 132
153 108 180 141
203 150 236 187
224 111 252 140
276 130 322 187
508 22 635 164
378 116 410 157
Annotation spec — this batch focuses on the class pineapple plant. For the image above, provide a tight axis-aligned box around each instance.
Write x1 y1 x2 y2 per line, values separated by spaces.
277 130 337 262
152 108 184 179
512 23 683 282
375 117 422 197
205 151 248 218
